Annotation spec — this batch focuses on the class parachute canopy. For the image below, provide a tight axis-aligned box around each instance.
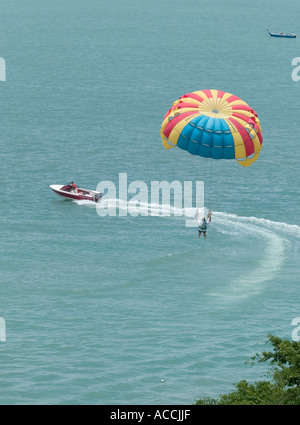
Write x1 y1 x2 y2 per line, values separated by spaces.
161 89 263 167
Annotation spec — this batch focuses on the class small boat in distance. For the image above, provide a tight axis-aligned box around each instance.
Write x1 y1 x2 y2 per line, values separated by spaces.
50 182 103 203
267 29 296 38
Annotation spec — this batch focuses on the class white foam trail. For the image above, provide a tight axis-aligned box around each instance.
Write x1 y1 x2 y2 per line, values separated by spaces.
95 198 299 238
205 211 292 299
81 197 298 298
95 198 198 218
232 226 284 296
80 196 299 241
73 199 96 207
214 211 300 239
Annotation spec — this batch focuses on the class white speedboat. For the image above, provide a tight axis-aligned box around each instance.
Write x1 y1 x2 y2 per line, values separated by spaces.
50 182 102 203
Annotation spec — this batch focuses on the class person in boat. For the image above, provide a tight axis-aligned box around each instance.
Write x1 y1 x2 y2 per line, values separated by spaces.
71 182 78 193
198 217 207 239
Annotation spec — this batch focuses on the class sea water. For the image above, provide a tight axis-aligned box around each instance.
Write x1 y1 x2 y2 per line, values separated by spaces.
0 0 299 405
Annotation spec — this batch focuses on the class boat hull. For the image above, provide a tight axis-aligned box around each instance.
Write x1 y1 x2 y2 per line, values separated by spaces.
270 34 296 38
268 31 296 38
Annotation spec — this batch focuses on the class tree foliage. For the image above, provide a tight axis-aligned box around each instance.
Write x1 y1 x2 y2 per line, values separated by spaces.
195 335 300 405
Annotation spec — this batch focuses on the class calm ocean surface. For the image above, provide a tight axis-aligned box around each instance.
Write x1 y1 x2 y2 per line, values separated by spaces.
0 0 299 405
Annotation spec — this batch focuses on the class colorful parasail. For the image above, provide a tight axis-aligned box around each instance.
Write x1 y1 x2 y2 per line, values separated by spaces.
160 89 263 167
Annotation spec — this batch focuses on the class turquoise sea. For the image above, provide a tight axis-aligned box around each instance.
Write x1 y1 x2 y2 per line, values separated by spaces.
0 0 299 405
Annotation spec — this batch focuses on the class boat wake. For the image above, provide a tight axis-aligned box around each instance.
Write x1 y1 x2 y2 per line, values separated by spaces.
95 197 193 218
80 197 299 299
73 199 97 207
94 197 299 234
214 211 300 239
207 212 292 299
